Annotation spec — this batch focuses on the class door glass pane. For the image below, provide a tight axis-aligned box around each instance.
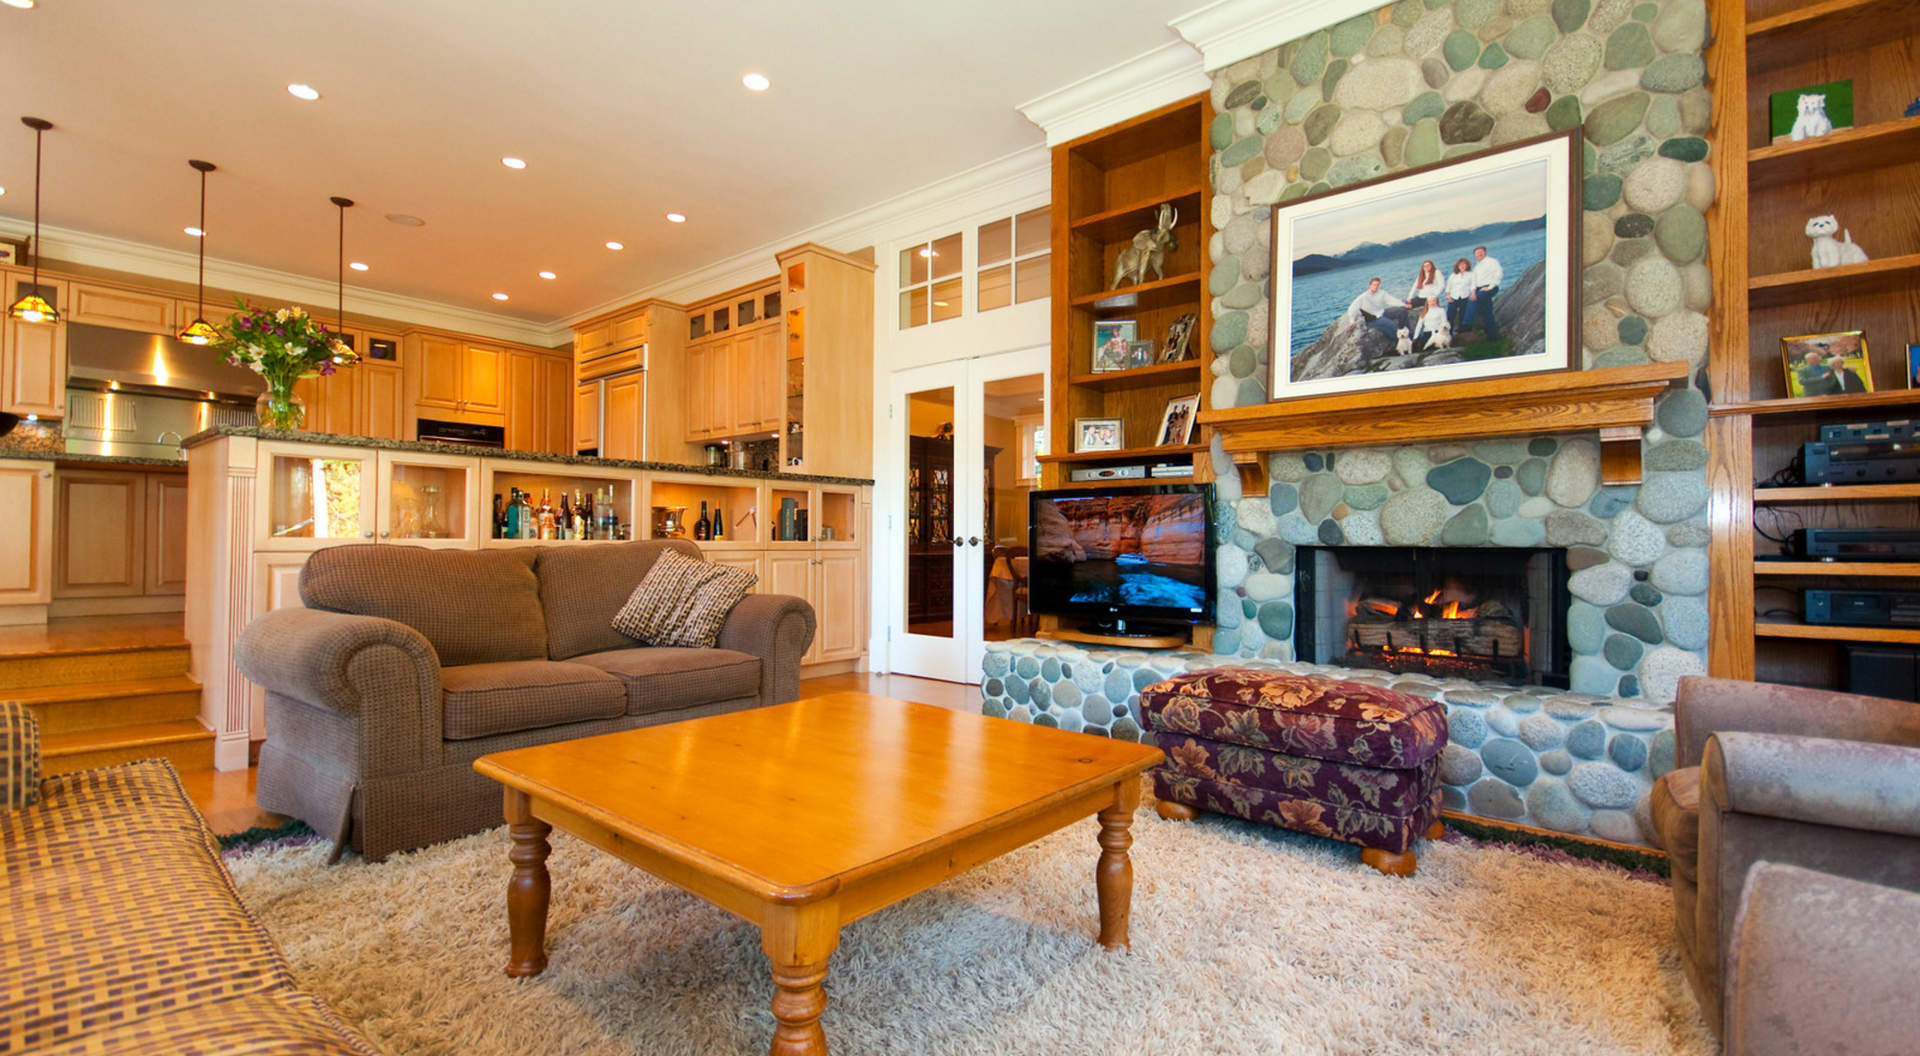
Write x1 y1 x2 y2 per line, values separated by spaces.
267 455 362 539
981 374 1045 642
906 386 956 638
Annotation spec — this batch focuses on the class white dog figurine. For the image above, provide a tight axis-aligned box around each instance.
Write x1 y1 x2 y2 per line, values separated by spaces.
1790 93 1834 141
1806 215 1870 269
1394 327 1414 355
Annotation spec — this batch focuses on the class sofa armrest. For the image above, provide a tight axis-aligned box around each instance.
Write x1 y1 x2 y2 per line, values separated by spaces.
1704 732 1920 840
1725 862 1920 1056
1674 675 1920 768
716 593 816 706
237 607 442 716
1 700 41 811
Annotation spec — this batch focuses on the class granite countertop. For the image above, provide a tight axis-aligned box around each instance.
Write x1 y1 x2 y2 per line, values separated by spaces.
182 425 874 486
54 451 189 468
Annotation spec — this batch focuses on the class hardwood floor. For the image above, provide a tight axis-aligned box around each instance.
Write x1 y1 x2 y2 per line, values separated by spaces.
185 671 981 836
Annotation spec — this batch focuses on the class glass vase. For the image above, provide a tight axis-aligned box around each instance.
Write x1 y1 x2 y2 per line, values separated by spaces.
256 376 306 431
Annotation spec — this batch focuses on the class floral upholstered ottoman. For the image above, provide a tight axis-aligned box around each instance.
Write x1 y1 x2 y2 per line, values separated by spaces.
1139 668 1449 876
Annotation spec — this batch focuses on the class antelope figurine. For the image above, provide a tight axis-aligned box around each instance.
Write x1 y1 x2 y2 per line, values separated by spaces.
1111 204 1178 289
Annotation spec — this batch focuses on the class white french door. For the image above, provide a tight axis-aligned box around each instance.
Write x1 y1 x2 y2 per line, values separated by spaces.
888 347 1047 682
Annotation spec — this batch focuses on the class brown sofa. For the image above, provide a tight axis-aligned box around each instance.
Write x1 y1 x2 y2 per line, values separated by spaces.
0 702 386 1054
1647 676 1920 1036
236 539 815 861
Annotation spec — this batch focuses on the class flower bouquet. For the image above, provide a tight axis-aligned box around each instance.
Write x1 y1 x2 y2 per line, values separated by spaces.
210 302 359 430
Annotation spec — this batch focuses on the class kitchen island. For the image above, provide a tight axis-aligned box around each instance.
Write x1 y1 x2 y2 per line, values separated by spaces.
185 426 872 770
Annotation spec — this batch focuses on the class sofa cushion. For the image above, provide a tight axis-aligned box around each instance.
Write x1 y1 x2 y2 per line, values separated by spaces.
610 549 757 649
535 539 703 659
573 647 761 715
2 700 40 811
1651 765 1701 883
301 545 546 667
440 660 627 741
1139 668 1448 769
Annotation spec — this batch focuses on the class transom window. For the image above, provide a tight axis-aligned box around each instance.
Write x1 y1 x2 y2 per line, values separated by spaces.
899 232 962 330
978 206 1050 313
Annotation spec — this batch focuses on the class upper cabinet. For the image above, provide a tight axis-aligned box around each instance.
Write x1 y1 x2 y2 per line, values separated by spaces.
776 244 876 479
683 280 784 446
505 349 572 455
408 333 505 424
577 306 647 380
67 283 177 334
2 271 69 419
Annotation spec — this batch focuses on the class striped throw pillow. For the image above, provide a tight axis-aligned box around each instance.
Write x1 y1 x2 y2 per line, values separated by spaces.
611 549 758 648
1 700 41 811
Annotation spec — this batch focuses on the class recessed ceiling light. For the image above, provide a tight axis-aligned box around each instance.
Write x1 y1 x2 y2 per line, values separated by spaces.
286 83 321 101
538 270 556 280
349 261 369 272
184 226 205 237
386 213 426 226
501 157 526 170
742 72 770 92
491 292 509 301
604 240 624 251
2 1 37 9
665 212 686 223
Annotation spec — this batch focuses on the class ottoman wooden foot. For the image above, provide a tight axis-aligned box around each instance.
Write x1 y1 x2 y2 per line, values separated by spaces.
1425 819 1444 840
1360 846 1417 878
1155 799 1200 822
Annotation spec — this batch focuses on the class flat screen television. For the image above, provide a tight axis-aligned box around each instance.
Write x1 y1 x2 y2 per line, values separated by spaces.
1028 483 1216 631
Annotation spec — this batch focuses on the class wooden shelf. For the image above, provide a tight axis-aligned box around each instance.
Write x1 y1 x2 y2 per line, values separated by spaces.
1747 0 1920 70
1756 561 1920 577
1755 483 1920 503
1747 0 1881 36
1038 442 1206 466
1749 115 1920 189
1200 362 1687 484
1747 253 1920 309
1069 359 1203 392
1712 389 1920 421
1070 185 1205 244
1069 272 1201 312
1756 620 1920 644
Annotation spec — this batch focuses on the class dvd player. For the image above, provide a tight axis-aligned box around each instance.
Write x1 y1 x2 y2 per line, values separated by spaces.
1802 440 1920 484
1791 528 1920 561
1805 590 1920 627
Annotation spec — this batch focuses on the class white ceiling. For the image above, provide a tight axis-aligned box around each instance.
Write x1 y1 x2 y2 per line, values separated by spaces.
0 0 1204 328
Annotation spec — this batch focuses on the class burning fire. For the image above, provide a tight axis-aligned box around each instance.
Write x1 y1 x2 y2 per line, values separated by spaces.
1391 645 1457 656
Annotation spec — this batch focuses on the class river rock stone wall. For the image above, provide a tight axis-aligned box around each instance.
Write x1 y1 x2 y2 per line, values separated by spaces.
1201 0 1713 702
980 639 1675 845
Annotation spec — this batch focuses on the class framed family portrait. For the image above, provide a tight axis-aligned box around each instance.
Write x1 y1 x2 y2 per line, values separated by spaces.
1156 395 1199 446
1782 331 1871 398
1161 312 1197 363
1269 128 1578 401
1074 417 1123 452
1090 319 1138 373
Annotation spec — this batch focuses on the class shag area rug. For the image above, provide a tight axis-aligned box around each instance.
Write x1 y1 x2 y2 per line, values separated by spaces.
228 811 1711 1056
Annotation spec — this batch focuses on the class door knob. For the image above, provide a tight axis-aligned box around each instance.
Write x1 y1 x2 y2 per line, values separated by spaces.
968 536 980 546
380 530 390 539
362 530 374 538
952 538 963 547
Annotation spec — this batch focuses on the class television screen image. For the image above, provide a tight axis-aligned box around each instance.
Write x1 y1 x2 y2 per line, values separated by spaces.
1028 485 1215 625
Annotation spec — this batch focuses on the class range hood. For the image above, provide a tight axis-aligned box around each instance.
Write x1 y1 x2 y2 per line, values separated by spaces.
66 321 265 401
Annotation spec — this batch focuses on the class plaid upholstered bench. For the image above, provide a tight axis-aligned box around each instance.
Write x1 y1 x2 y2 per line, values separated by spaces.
1139 668 1449 876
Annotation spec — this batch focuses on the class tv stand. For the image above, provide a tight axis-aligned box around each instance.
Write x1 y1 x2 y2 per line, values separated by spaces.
1041 619 1189 650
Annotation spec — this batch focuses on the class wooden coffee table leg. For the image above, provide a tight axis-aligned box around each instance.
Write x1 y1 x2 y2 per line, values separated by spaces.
762 903 840 1056
1096 778 1142 951
504 788 553 978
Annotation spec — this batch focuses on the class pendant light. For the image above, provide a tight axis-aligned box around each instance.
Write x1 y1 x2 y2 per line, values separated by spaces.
177 159 219 345
7 117 57 324
330 195 353 336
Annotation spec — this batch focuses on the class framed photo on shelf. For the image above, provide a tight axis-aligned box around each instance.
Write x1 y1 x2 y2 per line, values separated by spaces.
1909 344 1920 390
1074 417 1124 452
1126 339 1155 369
0 237 24 268
1091 319 1138 373
1269 129 1578 401
1156 395 1200 447
1768 79 1853 145
1161 312 1197 363
1781 331 1871 398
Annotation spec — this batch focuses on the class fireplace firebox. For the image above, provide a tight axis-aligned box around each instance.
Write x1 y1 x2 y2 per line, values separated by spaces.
1295 547 1570 687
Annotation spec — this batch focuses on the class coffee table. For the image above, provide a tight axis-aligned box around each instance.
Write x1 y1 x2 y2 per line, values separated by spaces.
472 691 1163 1056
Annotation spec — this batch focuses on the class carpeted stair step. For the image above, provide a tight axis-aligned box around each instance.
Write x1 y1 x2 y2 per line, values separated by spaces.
40 721 215 775
11 675 203 735
0 643 192 690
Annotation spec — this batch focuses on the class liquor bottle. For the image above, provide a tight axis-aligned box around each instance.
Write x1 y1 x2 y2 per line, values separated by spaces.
694 500 712 541
492 493 505 539
572 490 589 540
712 505 724 541
599 487 616 539
510 489 528 539
537 489 557 540
506 488 523 539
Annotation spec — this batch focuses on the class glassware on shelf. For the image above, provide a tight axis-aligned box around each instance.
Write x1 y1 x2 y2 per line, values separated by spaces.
421 485 447 539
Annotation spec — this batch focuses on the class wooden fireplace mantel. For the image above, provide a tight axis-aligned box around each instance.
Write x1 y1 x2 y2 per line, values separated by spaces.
1197 362 1689 490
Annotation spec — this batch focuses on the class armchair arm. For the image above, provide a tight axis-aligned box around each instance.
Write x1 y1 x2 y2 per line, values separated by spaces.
1 700 41 811
1674 675 1920 768
715 593 816 707
1704 731 1920 839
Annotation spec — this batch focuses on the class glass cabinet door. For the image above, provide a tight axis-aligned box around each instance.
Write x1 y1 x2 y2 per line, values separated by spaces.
256 443 376 549
377 452 480 548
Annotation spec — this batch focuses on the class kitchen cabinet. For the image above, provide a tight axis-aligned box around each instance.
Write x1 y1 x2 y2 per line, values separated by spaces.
145 474 189 595
685 339 715 441
51 468 188 601
254 441 480 551
415 334 465 410
505 350 573 455
539 355 571 455
295 332 402 439
2 272 68 420
603 371 644 460
69 283 176 334
408 334 505 424
574 383 598 454
0 459 54 610
774 244 877 478
765 549 862 664
741 324 783 435
462 344 504 415
360 361 406 440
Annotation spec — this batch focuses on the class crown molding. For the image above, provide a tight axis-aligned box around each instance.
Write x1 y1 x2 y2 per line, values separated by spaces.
0 216 568 347
1170 0 1381 73
560 145 1052 325
1015 40 1211 147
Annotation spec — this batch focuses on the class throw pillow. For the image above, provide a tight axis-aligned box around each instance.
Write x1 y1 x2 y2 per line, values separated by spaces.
1 700 42 812
611 549 757 648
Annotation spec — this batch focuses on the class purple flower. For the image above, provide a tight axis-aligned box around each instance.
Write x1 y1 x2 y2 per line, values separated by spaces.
237 318 252 331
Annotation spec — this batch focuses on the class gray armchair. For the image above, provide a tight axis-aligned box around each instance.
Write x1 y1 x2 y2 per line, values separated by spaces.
1647 676 1920 1035
237 540 814 861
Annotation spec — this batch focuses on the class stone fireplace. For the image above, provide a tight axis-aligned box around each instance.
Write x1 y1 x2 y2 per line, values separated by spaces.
1295 546 1570 686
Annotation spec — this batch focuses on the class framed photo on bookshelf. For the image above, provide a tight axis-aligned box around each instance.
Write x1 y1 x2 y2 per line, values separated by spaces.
1156 395 1199 446
1091 319 1137 373
1125 339 1155 369
1768 80 1852 145
1781 331 1871 398
1908 344 1920 390
1161 312 1197 363
1074 417 1123 452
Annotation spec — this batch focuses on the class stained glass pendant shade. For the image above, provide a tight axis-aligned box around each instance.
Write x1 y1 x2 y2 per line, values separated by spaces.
179 159 218 344
7 117 57 324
